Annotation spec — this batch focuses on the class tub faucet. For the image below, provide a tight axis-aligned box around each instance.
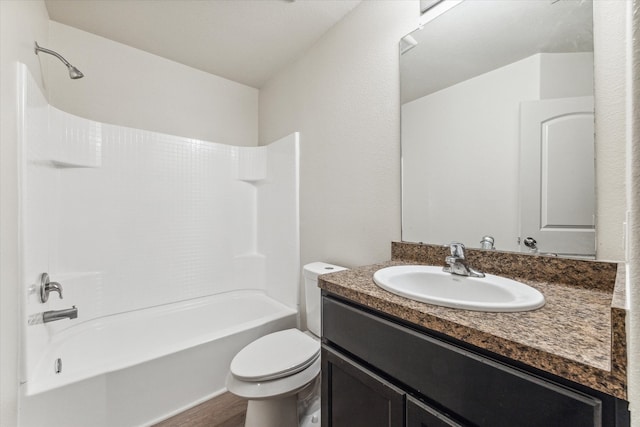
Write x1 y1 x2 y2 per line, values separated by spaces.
40 272 63 303
443 242 485 278
43 306 78 323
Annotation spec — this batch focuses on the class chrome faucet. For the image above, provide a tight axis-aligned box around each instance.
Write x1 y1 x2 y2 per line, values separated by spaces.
443 242 485 278
480 235 495 250
42 306 78 323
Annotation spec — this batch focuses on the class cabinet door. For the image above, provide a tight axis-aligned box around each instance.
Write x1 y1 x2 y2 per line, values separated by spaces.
322 346 405 427
406 396 465 427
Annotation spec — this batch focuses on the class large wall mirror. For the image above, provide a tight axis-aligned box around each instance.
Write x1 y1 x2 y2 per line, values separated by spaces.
401 0 595 257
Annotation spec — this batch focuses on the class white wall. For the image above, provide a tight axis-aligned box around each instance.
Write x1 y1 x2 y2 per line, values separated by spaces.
594 1 628 261
47 21 258 147
593 2 634 417
627 2 640 425
539 52 594 99
259 0 418 269
0 2 50 426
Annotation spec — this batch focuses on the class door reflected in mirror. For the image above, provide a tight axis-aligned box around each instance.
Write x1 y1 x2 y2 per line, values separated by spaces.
400 0 595 257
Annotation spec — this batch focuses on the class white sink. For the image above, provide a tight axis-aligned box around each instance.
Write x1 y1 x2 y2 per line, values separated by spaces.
373 265 545 312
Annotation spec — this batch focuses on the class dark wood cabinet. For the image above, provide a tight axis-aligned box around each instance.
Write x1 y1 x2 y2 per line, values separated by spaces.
322 346 404 427
406 396 463 427
321 294 629 427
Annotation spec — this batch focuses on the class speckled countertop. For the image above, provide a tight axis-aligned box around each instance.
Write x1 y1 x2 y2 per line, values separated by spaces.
319 242 628 399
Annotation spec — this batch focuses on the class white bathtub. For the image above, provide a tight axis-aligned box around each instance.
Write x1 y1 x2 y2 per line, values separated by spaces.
19 291 298 427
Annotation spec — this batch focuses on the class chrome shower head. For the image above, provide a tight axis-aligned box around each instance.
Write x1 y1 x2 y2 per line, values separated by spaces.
34 42 84 79
67 65 84 80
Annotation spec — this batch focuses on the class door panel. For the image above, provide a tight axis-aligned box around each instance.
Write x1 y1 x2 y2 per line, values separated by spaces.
322 346 405 427
519 96 595 256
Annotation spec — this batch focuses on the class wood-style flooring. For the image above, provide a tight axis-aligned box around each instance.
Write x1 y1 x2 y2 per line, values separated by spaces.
152 392 247 427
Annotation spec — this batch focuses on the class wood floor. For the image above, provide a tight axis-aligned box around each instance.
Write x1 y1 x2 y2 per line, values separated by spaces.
153 392 247 427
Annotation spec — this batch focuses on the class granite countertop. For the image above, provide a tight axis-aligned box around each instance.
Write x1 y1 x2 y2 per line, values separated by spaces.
318 242 627 400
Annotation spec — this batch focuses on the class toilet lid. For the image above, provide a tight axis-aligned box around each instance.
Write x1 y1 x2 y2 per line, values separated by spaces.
230 329 320 382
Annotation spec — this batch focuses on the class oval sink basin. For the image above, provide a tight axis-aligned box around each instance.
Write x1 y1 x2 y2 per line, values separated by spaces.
373 265 545 312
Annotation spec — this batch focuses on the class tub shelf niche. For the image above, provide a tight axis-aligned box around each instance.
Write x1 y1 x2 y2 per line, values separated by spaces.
237 146 267 183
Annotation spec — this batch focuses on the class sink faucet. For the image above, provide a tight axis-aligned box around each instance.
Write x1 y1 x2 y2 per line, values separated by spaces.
443 242 485 278
480 235 495 250
42 306 78 323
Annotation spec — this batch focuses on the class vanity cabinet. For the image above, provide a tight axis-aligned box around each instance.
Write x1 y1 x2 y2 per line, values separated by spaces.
321 294 627 427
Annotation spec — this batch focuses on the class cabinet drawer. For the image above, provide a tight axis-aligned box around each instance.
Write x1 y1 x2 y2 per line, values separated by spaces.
323 296 602 427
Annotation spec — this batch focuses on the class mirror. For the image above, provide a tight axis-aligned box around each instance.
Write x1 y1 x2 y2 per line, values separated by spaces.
400 0 595 256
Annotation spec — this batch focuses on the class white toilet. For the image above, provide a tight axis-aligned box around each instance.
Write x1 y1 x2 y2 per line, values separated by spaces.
226 262 346 427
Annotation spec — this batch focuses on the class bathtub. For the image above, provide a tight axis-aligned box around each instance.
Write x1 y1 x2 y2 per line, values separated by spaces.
19 291 298 427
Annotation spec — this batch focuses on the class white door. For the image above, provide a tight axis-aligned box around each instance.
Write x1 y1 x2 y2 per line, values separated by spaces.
519 96 595 256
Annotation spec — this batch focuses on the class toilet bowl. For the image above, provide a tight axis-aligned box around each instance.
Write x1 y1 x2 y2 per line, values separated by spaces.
225 262 346 427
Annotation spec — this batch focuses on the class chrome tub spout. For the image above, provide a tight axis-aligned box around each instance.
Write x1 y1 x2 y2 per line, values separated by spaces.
43 306 78 323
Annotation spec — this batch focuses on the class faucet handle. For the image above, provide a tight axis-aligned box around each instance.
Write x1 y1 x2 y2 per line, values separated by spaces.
447 242 466 258
40 273 63 303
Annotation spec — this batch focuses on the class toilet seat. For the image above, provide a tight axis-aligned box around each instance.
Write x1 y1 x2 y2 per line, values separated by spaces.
226 356 321 400
230 329 320 382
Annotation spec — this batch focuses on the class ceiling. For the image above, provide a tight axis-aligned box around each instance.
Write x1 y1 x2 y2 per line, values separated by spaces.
44 0 361 88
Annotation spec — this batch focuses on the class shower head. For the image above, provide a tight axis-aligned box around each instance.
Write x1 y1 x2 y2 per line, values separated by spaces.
67 65 84 80
34 42 84 79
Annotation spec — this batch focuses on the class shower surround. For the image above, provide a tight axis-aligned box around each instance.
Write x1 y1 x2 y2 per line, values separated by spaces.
17 64 300 426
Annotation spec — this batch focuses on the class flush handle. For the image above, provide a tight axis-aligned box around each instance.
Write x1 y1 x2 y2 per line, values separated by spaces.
40 273 63 303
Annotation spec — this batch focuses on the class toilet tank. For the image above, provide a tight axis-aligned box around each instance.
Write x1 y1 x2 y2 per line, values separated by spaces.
303 262 347 337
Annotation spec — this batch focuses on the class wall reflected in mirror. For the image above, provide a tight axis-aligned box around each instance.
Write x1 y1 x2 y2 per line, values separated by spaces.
420 0 444 14
400 0 595 257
